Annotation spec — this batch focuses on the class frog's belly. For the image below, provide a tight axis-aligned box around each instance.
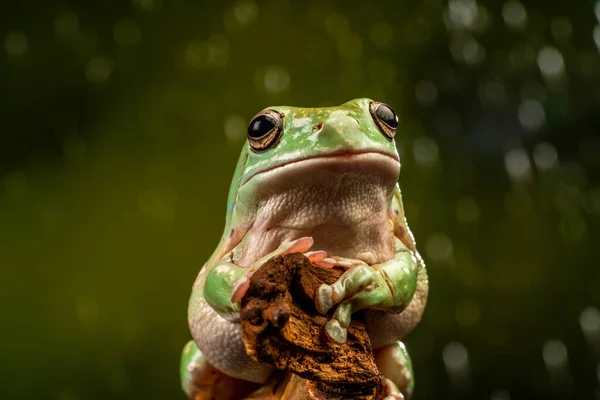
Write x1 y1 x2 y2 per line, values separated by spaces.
190 295 272 383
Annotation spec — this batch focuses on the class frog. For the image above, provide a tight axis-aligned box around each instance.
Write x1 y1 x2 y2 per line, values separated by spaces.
180 98 428 400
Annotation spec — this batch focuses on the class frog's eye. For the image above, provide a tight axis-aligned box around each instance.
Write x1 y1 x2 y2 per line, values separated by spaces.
247 109 284 152
369 101 398 140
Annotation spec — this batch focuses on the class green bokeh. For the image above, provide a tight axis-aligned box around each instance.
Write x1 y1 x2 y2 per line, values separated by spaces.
1 1 599 399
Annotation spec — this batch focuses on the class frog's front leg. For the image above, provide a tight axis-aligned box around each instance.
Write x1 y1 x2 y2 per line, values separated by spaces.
315 237 418 344
188 237 319 385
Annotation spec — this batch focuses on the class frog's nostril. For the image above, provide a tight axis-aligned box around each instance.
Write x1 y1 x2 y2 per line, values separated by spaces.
313 121 324 131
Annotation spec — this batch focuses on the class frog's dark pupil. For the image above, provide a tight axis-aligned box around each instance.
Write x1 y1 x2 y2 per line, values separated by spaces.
248 115 275 139
375 104 398 129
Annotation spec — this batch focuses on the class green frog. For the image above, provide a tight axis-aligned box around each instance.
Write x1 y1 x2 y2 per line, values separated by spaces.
180 98 428 400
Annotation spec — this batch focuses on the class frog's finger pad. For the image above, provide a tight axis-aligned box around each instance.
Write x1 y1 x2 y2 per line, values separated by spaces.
281 236 314 255
305 250 328 263
230 277 250 303
324 319 348 344
316 284 333 314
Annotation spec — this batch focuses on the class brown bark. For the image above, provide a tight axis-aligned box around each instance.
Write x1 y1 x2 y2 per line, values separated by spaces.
240 253 386 399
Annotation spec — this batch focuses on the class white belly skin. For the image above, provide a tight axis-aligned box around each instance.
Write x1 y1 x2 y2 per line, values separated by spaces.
189 294 273 383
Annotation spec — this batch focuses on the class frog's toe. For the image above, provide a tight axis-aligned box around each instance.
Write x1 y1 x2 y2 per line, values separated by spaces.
231 276 250 303
324 318 347 344
383 378 405 400
281 236 314 255
305 250 328 263
316 284 333 314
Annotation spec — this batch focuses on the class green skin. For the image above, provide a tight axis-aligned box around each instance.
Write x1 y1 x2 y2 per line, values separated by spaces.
182 98 428 399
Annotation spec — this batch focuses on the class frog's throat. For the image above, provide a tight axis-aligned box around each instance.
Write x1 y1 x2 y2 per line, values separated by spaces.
240 149 400 188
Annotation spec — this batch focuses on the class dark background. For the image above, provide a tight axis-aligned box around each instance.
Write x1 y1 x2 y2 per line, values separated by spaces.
1 1 599 399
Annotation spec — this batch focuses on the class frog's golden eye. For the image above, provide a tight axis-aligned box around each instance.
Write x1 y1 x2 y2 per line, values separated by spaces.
247 109 284 152
369 101 398 140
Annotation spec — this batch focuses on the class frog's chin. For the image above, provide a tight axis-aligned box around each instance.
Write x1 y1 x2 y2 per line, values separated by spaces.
240 151 400 191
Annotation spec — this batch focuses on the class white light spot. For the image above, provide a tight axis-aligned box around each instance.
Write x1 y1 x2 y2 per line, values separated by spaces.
415 80 438 106
233 0 258 26
518 99 546 132
425 233 453 262
490 388 511 400
502 1 527 30
533 142 558 171
594 24 600 49
596 2 600 22
54 9 79 36
223 115 246 142
543 339 568 369
580 307 600 337
537 46 565 79
412 136 439 167
462 37 485 65
4 31 28 58
263 65 290 94
447 0 479 30
443 342 469 374
504 148 531 181
550 16 572 40
113 19 141 45
456 197 480 224
85 56 112 83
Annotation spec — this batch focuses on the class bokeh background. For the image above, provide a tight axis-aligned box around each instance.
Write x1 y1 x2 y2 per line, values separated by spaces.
1 0 600 399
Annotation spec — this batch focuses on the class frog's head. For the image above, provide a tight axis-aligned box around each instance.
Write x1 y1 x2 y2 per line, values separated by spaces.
232 98 402 219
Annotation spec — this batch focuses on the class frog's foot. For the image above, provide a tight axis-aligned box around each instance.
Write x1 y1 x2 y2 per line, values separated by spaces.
315 257 389 344
375 341 415 399
383 379 405 400
231 236 318 302
180 340 260 400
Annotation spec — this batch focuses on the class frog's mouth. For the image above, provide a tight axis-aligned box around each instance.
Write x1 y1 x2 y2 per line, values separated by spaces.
240 150 400 188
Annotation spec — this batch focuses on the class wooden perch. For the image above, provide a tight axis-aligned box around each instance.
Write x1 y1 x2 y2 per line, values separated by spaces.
240 253 387 400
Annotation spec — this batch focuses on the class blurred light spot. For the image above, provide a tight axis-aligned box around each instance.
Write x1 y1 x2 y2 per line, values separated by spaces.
138 191 176 223
443 342 470 387
184 35 229 69
76 296 99 326
504 148 531 181
594 24 600 49
412 136 439 167
462 37 485 65
263 65 290 94
479 80 507 107
132 0 162 12
532 142 558 171
233 0 258 26
455 299 481 327
537 46 565 79
370 22 393 47
518 99 546 132
505 188 532 216
447 0 479 30
325 13 349 39
336 32 363 59
550 16 572 40
580 307 600 338
425 233 453 262
86 56 112 83
474 5 491 32
224 115 246 142
456 196 480 224
63 135 87 160
490 388 511 400
596 2 600 22
54 9 79 37
4 31 28 58
502 1 527 30
543 339 568 369
597 362 600 382
415 80 438 106
3 170 28 199
113 19 141 46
